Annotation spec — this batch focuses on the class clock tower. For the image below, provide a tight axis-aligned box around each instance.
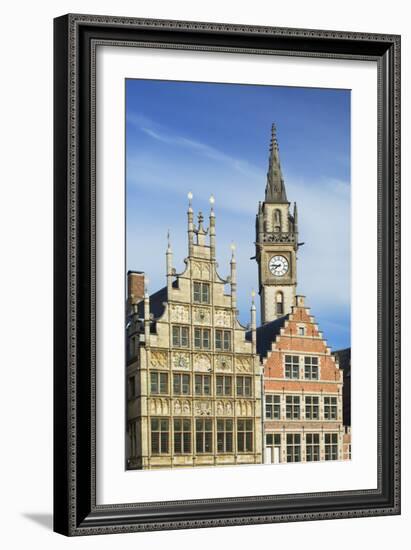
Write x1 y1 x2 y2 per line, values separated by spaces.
255 124 299 324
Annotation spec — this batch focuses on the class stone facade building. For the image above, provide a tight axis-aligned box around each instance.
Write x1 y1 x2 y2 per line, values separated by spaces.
254 124 350 464
126 196 262 469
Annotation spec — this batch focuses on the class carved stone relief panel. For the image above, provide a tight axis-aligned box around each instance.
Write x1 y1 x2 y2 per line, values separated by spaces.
173 399 191 415
235 356 253 373
214 308 231 327
149 398 169 415
150 350 168 369
171 352 190 370
236 400 253 416
192 307 211 325
215 400 234 416
193 353 211 372
191 261 211 280
215 354 233 372
194 400 212 416
170 304 190 323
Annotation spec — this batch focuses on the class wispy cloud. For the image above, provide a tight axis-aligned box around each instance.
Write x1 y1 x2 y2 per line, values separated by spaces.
128 113 260 179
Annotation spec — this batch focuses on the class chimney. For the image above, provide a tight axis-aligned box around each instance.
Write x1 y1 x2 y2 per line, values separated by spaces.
127 271 145 307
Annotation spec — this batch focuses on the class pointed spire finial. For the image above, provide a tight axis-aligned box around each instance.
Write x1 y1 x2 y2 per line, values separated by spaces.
265 123 288 203
230 242 236 261
167 229 171 250
209 194 215 216
187 191 193 210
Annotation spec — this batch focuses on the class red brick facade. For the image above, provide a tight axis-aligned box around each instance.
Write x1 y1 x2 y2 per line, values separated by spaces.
261 296 350 464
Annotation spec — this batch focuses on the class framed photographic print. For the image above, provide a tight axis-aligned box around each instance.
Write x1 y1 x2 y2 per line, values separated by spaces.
53 14 401 536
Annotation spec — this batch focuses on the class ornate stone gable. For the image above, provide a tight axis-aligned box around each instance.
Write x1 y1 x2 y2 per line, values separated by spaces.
191 261 211 280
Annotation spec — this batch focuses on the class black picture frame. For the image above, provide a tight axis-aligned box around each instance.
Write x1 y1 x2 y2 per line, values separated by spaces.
53 13 401 536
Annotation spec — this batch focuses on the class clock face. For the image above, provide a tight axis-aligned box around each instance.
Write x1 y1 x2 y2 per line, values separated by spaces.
268 255 289 277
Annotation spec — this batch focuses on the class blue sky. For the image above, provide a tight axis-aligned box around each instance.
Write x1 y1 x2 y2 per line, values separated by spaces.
126 79 351 350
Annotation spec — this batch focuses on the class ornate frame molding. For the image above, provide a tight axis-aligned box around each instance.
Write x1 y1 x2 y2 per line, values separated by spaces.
54 13 400 536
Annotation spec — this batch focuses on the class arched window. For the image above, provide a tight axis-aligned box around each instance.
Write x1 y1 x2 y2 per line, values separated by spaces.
274 209 281 232
276 292 284 315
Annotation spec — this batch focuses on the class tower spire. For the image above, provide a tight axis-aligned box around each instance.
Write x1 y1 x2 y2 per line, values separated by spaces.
265 123 288 203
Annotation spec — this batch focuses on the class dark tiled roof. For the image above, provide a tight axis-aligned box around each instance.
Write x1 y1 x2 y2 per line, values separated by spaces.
137 286 168 320
246 315 289 359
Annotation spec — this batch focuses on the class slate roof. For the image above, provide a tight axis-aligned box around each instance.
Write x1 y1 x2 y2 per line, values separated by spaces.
137 286 168 320
247 315 289 359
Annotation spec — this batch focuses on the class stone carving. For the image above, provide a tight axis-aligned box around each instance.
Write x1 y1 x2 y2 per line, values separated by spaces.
193 307 211 325
173 399 191 415
215 309 231 327
236 356 253 373
215 355 232 371
216 400 233 416
194 400 212 416
191 261 211 280
150 351 168 368
262 232 296 243
170 304 190 323
193 353 211 372
236 400 253 416
172 352 190 370
150 398 169 415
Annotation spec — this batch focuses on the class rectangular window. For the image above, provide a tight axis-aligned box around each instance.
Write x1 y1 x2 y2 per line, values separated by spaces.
236 375 252 397
173 418 191 454
324 396 338 420
285 355 300 379
266 433 281 446
194 327 210 350
217 419 233 452
286 433 301 462
298 326 305 336
325 433 339 460
265 394 281 419
194 374 211 396
173 373 190 395
215 329 232 351
306 433 320 461
151 417 169 454
195 418 213 453
304 356 319 379
276 301 284 315
216 375 232 396
172 325 189 348
237 419 253 452
150 371 168 395
305 395 319 420
193 281 210 304
285 395 301 419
